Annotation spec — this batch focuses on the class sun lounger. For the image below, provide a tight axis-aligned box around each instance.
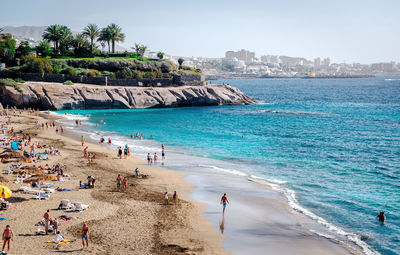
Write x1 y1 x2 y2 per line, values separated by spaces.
41 188 55 193
73 202 89 211
19 186 45 195
58 199 74 210
33 193 50 200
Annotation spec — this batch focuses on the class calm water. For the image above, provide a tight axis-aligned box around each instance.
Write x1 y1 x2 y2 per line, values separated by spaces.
57 76 400 255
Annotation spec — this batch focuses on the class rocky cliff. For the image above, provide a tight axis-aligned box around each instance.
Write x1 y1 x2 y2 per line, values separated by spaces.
0 82 258 110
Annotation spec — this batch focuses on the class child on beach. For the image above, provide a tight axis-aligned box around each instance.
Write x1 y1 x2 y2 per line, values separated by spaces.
54 231 64 244
2 225 14 252
116 174 122 192
164 192 169 205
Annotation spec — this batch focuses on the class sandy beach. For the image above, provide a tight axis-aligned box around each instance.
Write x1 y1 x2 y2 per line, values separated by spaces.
0 111 226 255
0 110 366 255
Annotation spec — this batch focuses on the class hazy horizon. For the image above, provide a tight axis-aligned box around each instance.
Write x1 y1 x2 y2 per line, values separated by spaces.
1 0 399 64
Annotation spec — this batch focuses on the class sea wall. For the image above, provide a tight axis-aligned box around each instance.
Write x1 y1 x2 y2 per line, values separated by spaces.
1 73 206 87
0 82 258 110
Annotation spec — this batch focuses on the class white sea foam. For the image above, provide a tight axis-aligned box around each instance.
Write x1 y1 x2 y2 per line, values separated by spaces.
197 164 248 177
248 176 379 255
52 111 90 121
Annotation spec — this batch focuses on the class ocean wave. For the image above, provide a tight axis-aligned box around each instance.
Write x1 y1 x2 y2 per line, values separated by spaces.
384 78 400 81
197 164 248 177
52 111 90 121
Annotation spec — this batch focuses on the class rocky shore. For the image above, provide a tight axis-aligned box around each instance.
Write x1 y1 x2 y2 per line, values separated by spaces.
0 82 258 110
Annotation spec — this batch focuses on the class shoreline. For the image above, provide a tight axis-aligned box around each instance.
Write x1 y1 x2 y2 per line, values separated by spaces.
52 111 370 255
1 111 227 254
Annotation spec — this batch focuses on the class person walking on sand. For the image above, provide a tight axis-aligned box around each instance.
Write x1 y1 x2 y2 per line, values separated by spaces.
220 193 229 215
147 153 151 165
2 225 14 252
153 153 158 164
173 191 177 205
164 192 169 205
116 174 122 192
81 136 85 146
118 147 123 159
44 209 51 235
82 223 89 249
122 177 128 192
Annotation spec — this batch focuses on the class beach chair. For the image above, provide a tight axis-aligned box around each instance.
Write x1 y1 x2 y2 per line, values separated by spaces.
20 186 45 195
73 202 89 211
41 188 55 193
33 193 50 200
58 199 74 210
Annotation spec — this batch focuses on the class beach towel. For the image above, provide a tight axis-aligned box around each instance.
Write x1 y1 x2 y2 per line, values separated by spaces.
47 239 70 244
0 218 6 221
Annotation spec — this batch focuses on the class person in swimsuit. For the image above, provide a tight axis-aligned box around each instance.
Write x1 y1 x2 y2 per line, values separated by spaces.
124 145 129 158
81 136 84 146
100 136 104 143
122 177 128 192
147 153 151 165
2 225 14 252
220 193 229 215
118 147 122 159
108 138 112 144
116 174 122 192
135 168 139 178
377 211 386 223
82 223 89 249
153 153 158 164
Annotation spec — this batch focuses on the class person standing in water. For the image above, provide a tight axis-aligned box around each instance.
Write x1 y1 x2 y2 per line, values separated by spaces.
220 193 229 215
377 211 386 223
161 144 165 160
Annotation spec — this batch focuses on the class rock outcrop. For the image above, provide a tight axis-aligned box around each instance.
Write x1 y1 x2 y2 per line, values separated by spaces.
0 82 258 110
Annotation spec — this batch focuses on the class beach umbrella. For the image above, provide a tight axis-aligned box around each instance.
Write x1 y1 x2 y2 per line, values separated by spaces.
0 185 12 199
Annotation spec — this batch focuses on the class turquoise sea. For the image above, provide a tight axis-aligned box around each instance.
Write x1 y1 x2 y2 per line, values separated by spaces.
56 76 400 255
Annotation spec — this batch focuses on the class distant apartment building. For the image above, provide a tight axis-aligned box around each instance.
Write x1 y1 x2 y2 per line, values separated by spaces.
225 49 255 62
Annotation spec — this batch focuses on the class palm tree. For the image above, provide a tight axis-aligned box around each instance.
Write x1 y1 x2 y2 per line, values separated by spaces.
83 24 99 56
157 51 164 60
98 28 111 53
36 40 53 57
106 24 125 53
43 24 63 52
58 26 73 55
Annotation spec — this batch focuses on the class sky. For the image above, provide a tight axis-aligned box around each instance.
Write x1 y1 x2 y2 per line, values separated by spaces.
1 0 399 63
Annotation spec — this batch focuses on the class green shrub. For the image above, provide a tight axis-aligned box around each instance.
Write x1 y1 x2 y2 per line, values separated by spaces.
87 69 101 77
21 55 53 74
14 78 25 83
61 67 76 76
64 80 74 85
0 78 23 93
116 67 133 79
132 70 143 79
101 71 114 77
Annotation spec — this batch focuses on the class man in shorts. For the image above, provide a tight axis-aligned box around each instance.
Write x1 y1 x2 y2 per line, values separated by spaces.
44 209 51 235
220 193 229 215
82 223 89 249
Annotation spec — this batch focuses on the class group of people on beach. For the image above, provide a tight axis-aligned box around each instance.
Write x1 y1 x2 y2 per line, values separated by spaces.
146 144 166 165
